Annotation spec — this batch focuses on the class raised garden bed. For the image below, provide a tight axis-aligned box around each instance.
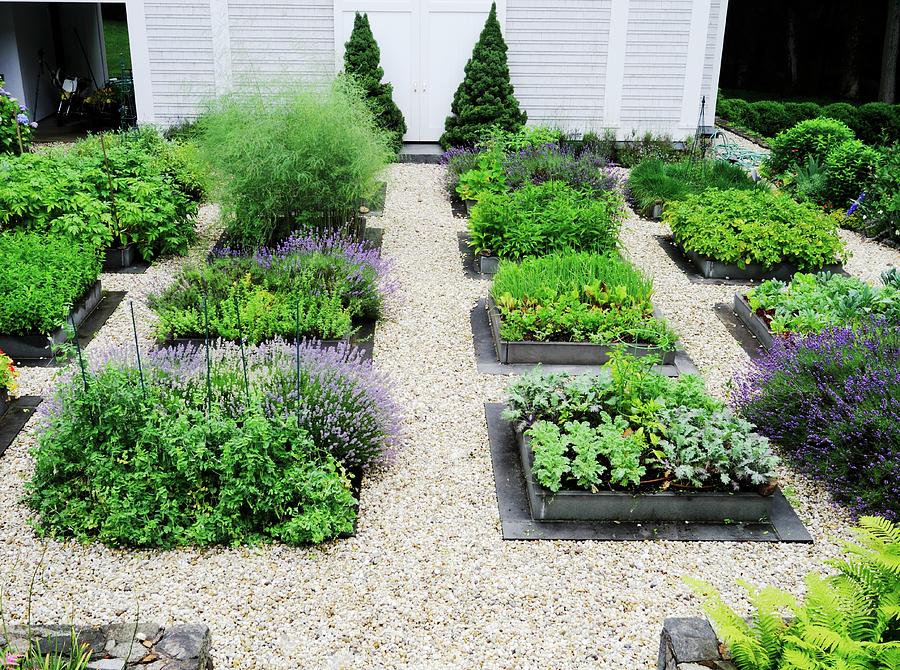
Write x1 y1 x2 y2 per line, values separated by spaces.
732 293 775 350
474 254 500 275
0 280 102 360
486 296 677 366
0 395 41 458
102 243 137 271
517 427 775 523
685 247 843 281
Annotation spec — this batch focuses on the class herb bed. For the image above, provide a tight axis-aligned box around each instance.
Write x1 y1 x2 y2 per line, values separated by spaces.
486 296 677 365
516 427 775 522
0 280 102 360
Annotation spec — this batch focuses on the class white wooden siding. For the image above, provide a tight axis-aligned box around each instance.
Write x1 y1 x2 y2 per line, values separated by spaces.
145 1 216 123
228 1 334 84
506 0 612 133
619 0 693 132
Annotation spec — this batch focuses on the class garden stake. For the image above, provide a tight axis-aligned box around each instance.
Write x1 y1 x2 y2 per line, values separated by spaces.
129 301 146 400
295 301 301 430
233 293 250 403
69 313 88 394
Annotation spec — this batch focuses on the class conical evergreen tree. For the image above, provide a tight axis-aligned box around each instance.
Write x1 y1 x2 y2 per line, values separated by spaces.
440 2 526 149
344 12 407 151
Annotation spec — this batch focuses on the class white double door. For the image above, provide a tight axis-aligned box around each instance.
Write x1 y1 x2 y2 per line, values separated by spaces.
334 1 500 142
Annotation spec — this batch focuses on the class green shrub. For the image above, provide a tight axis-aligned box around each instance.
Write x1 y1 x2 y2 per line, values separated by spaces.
28 341 400 547
766 117 855 175
687 516 900 670
440 2 526 148
664 188 846 270
854 101 900 146
0 231 101 336
819 101 858 129
469 180 623 259
150 232 393 344
1 78 35 154
718 98 753 127
627 158 756 216
199 79 392 247
748 100 790 137
858 143 900 242
782 101 821 127
821 139 880 209
616 130 680 167
747 270 900 335
503 352 777 493
490 252 677 348
343 12 407 151
0 130 199 259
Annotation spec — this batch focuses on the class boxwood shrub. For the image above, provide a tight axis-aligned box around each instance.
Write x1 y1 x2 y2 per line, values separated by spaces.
748 100 791 137
0 231 101 336
627 158 756 216
664 188 846 270
469 179 623 259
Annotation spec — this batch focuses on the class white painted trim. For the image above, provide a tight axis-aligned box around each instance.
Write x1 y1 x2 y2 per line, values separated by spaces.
124 0 153 124
94 3 109 83
679 0 712 129
708 0 729 118
603 0 629 133
209 0 233 95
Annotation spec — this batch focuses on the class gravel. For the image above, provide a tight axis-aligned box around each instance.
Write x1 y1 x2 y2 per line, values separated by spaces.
1 164 895 669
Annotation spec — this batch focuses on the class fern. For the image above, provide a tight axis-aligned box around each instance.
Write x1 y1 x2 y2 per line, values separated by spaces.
686 517 900 670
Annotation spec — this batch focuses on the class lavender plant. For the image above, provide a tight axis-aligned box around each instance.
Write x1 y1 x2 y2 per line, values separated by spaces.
28 340 400 547
733 318 899 520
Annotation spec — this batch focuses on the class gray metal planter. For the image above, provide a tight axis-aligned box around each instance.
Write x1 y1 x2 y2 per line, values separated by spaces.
0 389 8 418
102 243 137 270
732 294 775 350
474 254 500 275
0 281 103 360
487 296 677 365
684 248 843 281
517 429 776 523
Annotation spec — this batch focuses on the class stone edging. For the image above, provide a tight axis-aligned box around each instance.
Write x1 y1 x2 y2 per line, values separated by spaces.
657 616 736 670
1 622 212 670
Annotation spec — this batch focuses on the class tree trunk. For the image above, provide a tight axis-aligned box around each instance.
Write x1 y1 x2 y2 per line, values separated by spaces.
840 9 863 99
880 0 900 103
786 7 799 91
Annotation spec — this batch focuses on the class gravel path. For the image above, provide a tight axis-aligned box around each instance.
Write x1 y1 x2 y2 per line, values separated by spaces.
1 165 894 669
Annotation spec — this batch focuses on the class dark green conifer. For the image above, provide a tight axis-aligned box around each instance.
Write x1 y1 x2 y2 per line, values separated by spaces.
440 2 526 149
344 12 407 151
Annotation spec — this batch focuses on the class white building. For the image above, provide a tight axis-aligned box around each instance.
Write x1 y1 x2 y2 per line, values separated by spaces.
1 0 728 142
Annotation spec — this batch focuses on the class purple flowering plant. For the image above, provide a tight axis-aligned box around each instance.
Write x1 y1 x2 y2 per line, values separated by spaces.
732 317 899 520
150 230 396 344
29 339 400 547
1 78 36 154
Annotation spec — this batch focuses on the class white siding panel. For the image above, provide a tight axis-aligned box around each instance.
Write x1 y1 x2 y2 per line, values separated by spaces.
145 1 216 123
506 0 612 133
619 0 693 131
228 1 334 82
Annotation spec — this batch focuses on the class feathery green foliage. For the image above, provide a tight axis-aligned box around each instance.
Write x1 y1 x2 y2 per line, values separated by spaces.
440 2 526 149
343 13 407 152
198 79 392 247
687 516 900 670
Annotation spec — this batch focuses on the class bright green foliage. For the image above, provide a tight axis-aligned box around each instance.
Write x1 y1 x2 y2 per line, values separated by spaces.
483 125 563 153
820 139 880 209
491 252 678 349
456 149 507 201
150 249 385 344
199 79 392 247
503 352 776 494
28 362 357 547
0 128 199 259
627 158 757 216
747 271 900 335
469 180 623 259
440 2 526 149
859 143 900 243
749 101 792 138
687 516 900 670
766 118 856 175
0 232 101 336
343 12 407 151
664 188 846 270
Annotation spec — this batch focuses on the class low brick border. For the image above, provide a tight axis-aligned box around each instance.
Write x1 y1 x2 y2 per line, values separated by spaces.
657 617 736 670
1 623 212 670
